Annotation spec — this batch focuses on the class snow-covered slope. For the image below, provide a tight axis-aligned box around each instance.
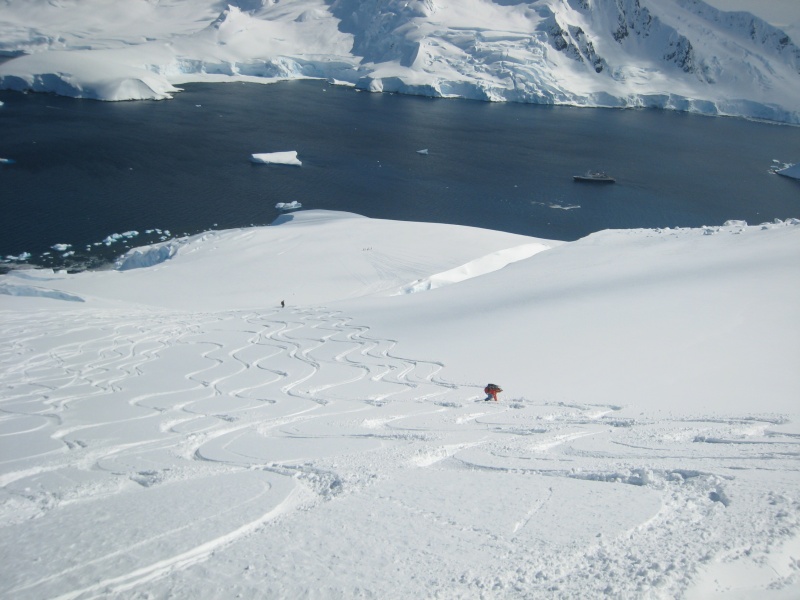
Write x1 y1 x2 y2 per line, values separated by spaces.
1 211 799 598
0 0 798 122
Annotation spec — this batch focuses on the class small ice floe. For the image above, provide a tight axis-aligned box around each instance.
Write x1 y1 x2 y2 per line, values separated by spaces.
102 231 140 246
250 151 302 166
145 228 172 241
276 201 302 211
769 159 789 174
416 149 429 155
4 252 31 262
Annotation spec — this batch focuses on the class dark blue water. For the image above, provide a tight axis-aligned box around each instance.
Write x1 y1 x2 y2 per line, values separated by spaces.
1 80 798 271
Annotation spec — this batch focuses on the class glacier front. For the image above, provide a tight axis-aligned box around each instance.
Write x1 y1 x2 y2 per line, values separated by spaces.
0 0 798 123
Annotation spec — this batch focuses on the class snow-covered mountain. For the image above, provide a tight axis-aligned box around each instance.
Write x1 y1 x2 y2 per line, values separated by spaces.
1 0 799 122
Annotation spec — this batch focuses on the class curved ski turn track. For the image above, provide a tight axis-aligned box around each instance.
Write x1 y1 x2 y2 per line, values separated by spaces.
1 305 798 598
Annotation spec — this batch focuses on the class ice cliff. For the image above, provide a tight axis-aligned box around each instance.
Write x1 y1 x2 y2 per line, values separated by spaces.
0 0 797 123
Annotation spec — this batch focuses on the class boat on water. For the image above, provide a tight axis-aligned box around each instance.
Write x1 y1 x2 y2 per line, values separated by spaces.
775 162 800 180
573 170 615 183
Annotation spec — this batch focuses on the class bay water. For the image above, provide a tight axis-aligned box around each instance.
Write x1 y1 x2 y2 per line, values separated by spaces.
0 80 798 271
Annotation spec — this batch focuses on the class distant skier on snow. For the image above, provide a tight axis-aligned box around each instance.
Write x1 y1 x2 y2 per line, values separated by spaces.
484 383 502 402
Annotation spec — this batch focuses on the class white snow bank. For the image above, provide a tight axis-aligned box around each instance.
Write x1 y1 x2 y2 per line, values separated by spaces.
115 243 178 271
0 282 84 302
250 151 302 166
395 242 550 294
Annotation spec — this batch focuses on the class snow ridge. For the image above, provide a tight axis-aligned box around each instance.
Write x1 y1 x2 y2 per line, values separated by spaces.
395 242 550 295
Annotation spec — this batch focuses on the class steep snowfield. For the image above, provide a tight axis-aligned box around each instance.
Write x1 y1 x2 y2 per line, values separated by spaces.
0 0 798 122
1 210 799 598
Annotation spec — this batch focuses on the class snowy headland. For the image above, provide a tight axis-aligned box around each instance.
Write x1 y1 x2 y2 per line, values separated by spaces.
1 210 799 598
1 0 799 123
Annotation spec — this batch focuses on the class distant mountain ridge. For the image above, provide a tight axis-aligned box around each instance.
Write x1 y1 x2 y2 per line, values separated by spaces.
329 0 800 119
0 0 798 123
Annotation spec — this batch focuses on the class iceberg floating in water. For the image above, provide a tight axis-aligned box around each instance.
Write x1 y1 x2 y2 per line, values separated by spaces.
276 201 302 211
251 151 302 166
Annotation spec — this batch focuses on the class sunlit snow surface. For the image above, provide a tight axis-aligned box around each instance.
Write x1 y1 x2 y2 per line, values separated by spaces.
1 211 799 599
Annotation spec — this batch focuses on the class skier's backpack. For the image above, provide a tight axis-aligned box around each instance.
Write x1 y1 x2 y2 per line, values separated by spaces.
486 383 502 392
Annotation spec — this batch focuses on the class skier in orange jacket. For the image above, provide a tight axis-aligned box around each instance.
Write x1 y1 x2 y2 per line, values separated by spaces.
484 383 502 402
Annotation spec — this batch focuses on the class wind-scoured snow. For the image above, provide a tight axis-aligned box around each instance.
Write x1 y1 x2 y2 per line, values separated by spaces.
1 210 798 598
0 0 798 122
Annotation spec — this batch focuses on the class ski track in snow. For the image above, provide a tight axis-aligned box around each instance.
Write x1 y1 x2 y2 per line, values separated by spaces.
1 306 798 598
